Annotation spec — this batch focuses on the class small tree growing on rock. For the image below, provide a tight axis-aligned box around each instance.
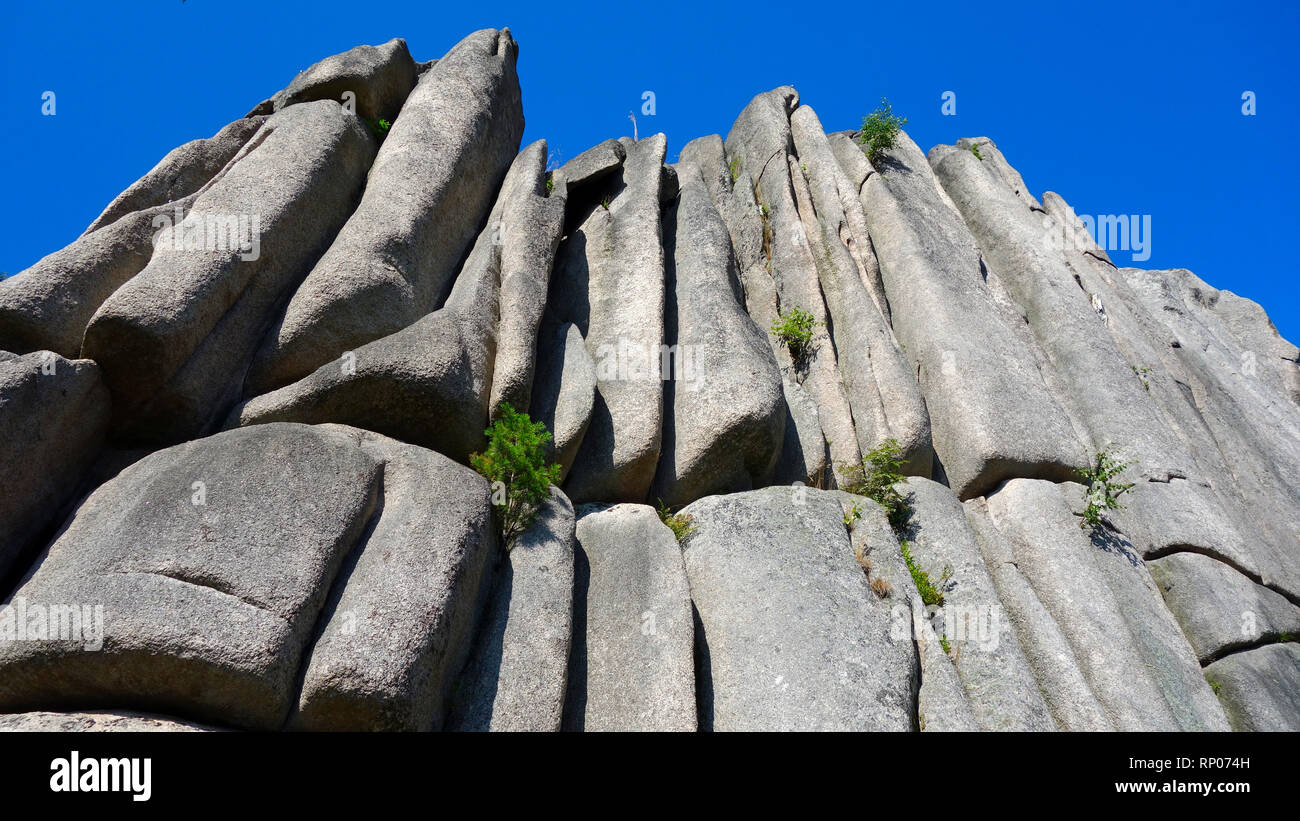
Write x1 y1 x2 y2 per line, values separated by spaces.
470 403 561 548
770 305 821 366
857 97 907 164
1076 446 1134 531
842 437 911 536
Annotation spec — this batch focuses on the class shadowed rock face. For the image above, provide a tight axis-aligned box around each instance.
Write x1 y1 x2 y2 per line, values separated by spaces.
0 31 1296 732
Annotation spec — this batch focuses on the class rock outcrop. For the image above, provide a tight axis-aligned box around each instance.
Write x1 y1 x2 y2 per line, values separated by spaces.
1 30 1295 732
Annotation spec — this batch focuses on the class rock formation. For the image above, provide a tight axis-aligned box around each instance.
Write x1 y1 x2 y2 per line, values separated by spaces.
1 30 1296 732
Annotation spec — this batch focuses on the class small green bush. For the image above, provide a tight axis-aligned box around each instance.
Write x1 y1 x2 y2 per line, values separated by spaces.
843 502 863 529
728 155 742 182
769 306 821 363
545 174 555 195
470 403 562 548
656 499 697 543
939 635 952 654
970 143 983 160
856 97 908 163
1076 446 1135 530
900 540 944 606
842 438 910 535
365 118 391 141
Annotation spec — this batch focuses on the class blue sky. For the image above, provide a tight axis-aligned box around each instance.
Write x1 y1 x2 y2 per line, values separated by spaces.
3 0 1297 341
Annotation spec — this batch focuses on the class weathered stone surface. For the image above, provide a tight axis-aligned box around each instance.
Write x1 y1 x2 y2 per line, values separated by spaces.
790 106 932 475
1148 552 1300 665
979 478 1228 731
825 132 891 319
725 88 862 487
248 29 523 394
229 132 542 465
563 503 695 731
856 131 1086 497
903 477 1056 730
932 140 1206 486
529 321 596 481
490 141 567 419
965 495 1114 731
81 101 375 445
0 352 110 583
650 161 784 507
559 138 625 190
1 197 200 357
292 427 496 731
271 37 418 123
1203 643 1300 731
0 711 216 732
449 487 574 732
678 132 829 487
1119 266 1300 600
0 423 380 730
84 117 266 235
680 487 916 731
552 135 668 504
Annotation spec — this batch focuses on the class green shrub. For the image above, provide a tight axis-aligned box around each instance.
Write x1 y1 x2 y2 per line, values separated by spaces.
769 306 821 364
728 155 742 182
470 403 562 548
656 499 697 543
365 118 391 141
1076 446 1135 530
970 143 983 160
901 540 944 607
842 438 910 535
545 174 555 195
939 635 952 654
856 97 908 163
843 501 863 529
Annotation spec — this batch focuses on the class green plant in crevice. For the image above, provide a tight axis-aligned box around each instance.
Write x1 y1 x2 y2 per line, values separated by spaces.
939 635 952 654
365 117 391 141
900 540 945 607
769 305 821 365
469 403 562 548
843 501 863 529
970 143 983 160
728 154 742 182
544 174 555 195
1131 364 1152 392
856 97 908 163
841 438 910 535
599 196 611 211
1076 446 1135 531
656 499 697 543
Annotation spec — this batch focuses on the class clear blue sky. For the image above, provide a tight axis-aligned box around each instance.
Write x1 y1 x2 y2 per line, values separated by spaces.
3 0 1296 342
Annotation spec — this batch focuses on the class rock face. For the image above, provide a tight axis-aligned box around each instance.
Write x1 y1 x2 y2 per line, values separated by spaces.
1 32 1296 732
0 352 110 584
449 487 575 732
563 503 695 731
290 427 497 732
680 488 917 731
81 101 376 445
0 424 381 730
247 29 523 394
